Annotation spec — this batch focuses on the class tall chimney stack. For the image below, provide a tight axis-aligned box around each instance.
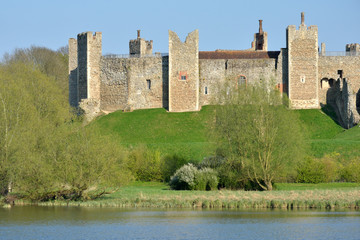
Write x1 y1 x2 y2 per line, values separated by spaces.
301 12 305 25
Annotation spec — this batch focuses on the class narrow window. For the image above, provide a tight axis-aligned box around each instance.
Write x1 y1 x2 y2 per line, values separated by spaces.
300 76 305 83
225 60 228 70
205 86 208 95
238 75 247 86
146 79 151 90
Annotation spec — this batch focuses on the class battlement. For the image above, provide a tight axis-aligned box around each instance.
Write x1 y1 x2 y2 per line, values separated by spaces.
346 43 360 52
69 13 360 127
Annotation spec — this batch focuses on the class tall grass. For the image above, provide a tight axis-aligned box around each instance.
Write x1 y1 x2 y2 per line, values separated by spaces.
9 182 360 210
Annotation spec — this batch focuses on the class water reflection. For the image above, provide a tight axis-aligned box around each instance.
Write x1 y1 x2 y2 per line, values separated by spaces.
1 207 359 240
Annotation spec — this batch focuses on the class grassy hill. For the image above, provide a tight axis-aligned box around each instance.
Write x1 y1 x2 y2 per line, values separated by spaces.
90 106 360 161
297 109 360 159
90 106 215 161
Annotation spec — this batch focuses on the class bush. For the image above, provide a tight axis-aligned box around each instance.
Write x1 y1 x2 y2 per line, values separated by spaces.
296 157 326 183
127 146 163 182
169 163 198 190
195 168 218 191
214 157 248 189
341 159 360 182
170 164 219 190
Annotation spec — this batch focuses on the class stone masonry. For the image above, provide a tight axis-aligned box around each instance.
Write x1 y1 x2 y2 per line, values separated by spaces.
168 30 199 112
69 13 360 128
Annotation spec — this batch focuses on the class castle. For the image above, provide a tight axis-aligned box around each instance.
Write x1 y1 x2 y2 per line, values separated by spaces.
68 13 360 128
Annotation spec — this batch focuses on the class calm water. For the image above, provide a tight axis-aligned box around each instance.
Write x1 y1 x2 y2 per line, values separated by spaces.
0 206 360 240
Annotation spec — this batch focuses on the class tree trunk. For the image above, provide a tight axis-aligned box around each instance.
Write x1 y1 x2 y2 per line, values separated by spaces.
265 181 272 191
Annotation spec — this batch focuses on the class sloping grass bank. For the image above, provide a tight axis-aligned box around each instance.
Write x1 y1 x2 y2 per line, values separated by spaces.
297 109 360 159
12 182 360 210
90 106 215 161
90 106 360 161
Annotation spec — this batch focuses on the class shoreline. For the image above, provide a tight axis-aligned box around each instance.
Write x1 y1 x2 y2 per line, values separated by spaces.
5 187 360 210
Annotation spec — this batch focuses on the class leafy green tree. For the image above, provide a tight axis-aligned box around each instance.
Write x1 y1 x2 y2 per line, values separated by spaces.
3 46 69 95
212 81 306 190
0 61 131 201
0 62 70 195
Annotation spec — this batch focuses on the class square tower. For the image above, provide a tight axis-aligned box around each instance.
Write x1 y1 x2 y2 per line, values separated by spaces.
287 12 319 109
168 30 199 112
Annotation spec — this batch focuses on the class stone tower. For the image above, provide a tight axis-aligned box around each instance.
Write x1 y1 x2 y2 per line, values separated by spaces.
129 30 153 56
251 20 268 51
287 12 319 109
76 31 102 102
168 30 199 112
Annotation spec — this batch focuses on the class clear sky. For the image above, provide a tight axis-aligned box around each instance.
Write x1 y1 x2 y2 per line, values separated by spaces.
0 0 359 58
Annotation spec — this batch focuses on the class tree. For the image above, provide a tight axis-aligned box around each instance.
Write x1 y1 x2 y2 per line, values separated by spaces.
212 81 305 190
3 46 69 96
0 61 131 200
0 62 71 196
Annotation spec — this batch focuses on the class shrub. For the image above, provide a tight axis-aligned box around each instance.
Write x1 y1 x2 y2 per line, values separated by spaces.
169 163 198 190
170 164 219 191
215 157 248 189
296 157 326 183
341 159 360 182
199 168 218 190
127 146 163 182
161 154 189 182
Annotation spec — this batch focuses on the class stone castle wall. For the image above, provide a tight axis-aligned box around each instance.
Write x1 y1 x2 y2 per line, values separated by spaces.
168 30 199 112
318 56 360 105
100 58 129 111
100 56 168 111
69 13 360 127
199 58 279 106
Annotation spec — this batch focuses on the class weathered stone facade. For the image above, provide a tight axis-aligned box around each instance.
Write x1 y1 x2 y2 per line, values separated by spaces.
69 13 360 128
169 30 199 112
287 13 319 109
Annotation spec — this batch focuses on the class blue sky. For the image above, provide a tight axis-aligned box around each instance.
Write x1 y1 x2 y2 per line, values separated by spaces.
0 0 359 58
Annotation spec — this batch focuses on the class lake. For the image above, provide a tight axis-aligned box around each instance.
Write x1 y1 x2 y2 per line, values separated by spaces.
1 206 359 239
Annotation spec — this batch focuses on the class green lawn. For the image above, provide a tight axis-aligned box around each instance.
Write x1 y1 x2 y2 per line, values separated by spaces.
90 106 360 161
